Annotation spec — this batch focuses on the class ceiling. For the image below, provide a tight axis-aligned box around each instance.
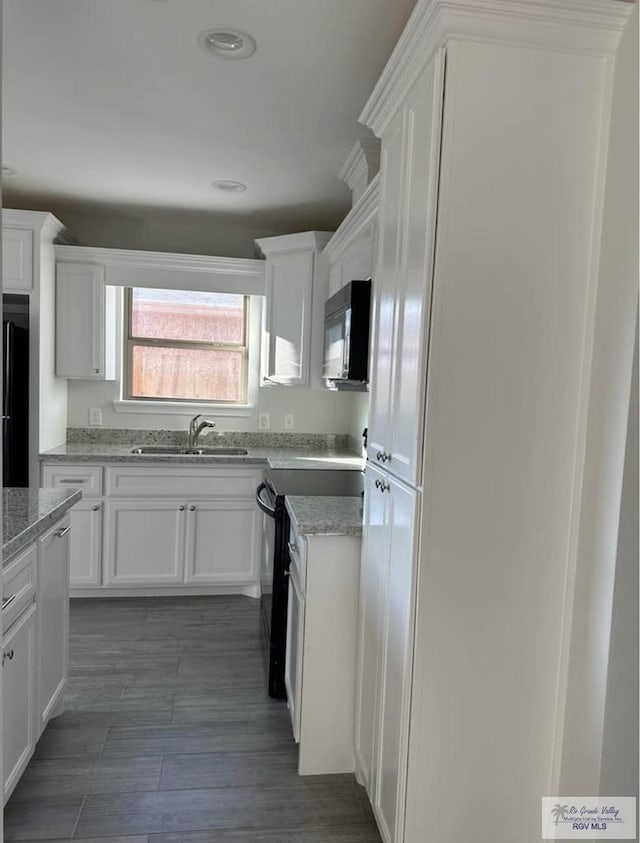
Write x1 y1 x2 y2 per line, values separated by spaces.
2 0 416 244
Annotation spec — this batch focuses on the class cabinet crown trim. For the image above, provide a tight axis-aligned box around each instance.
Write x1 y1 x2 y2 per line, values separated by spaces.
338 138 381 191
3 209 69 243
255 231 334 257
360 0 633 136
324 175 379 263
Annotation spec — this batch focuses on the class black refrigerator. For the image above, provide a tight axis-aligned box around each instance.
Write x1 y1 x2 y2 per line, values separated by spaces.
3 320 29 487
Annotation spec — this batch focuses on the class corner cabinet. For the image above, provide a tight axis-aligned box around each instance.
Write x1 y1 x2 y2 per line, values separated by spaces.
256 232 333 388
55 262 117 380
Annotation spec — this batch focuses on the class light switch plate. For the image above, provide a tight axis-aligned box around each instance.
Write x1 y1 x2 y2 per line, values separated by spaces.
89 407 103 426
284 414 294 430
258 412 270 430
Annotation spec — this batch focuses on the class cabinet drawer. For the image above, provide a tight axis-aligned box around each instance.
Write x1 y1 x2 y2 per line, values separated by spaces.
41 464 103 497
2 544 36 633
288 522 307 592
106 466 260 498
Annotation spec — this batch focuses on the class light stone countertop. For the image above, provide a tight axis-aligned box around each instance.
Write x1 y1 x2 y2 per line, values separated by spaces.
3 487 83 561
39 443 365 472
286 495 364 537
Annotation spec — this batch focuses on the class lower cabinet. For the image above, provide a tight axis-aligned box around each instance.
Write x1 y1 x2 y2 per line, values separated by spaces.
37 519 71 732
69 500 102 586
355 464 418 843
184 500 259 585
105 500 186 585
2 603 37 803
284 563 305 743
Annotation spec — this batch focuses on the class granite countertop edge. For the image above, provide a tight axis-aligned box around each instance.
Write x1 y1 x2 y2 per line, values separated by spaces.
3 488 83 562
38 444 365 472
286 495 363 537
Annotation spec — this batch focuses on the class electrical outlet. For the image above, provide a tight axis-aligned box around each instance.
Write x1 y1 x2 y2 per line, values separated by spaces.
89 407 103 426
258 412 270 430
284 414 294 430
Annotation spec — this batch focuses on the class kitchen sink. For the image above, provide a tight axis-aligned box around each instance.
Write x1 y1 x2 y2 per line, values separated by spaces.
130 446 248 456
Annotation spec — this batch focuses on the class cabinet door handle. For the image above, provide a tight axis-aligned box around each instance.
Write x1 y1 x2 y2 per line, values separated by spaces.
55 525 71 538
2 594 16 611
3 649 14 666
178 505 185 511
376 451 383 461
92 504 100 511
189 505 196 511
93 368 100 375
374 479 381 489
58 478 86 484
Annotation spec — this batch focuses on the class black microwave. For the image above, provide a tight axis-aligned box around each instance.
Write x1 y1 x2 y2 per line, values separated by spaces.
323 279 371 390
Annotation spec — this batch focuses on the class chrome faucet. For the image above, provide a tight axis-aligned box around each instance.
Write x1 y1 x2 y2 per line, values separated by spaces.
188 414 216 449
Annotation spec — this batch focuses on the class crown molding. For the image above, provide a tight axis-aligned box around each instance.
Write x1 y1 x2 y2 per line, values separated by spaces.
360 0 633 136
54 244 264 276
338 138 381 192
255 231 334 257
324 174 380 263
2 208 71 243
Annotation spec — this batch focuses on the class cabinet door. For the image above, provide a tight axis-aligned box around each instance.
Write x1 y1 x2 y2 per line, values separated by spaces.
69 500 102 587
2 228 33 291
104 500 185 585
261 250 313 386
37 519 70 732
284 566 305 743
56 262 116 379
354 464 389 792
2 604 37 803
184 500 259 585
374 477 419 843
367 108 405 468
389 51 445 486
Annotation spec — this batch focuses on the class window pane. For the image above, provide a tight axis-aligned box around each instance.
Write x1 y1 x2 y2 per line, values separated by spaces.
131 345 244 402
131 288 245 344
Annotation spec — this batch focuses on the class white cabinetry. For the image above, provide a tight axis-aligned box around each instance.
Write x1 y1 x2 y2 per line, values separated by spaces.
367 52 444 488
37 519 70 732
68 501 102 586
55 262 117 380
355 465 418 843
356 1 633 841
2 227 33 291
2 604 37 802
105 500 185 585
284 510 361 775
325 176 379 300
256 232 332 388
184 499 259 585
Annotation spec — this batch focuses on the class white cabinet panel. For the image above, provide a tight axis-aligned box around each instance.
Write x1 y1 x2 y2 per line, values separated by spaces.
354 465 388 790
56 262 116 380
69 500 102 587
42 464 103 497
2 604 37 803
105 500 185 585
262 250 313 386
284 565 305 743
389 55 444 485
184 500 259 584
2 228 33 291
367 111 404 469
2 544 37 634
37 519 70 732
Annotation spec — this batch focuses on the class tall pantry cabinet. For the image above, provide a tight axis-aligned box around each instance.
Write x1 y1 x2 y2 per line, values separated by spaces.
355 2 634 842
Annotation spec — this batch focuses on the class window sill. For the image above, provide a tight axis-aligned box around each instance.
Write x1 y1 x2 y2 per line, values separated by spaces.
112 400 254 418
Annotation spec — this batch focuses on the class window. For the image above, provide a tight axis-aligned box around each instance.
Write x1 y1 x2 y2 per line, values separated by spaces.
124 287 248 404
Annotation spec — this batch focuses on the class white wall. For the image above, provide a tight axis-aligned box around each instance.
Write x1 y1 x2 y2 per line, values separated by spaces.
559 3 638 795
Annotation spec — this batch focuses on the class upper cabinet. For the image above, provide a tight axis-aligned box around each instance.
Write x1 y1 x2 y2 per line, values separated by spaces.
256 232 332 389
367 53 444 488
2 228 34 292
55 262 117 380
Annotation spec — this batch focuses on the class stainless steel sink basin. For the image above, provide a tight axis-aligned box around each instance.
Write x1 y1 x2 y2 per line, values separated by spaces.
130 446 248 456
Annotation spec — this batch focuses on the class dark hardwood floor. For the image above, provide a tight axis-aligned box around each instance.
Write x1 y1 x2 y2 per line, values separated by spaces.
4 596 381 842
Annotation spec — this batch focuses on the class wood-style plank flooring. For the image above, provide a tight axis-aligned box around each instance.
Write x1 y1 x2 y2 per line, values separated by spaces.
4 596 381 842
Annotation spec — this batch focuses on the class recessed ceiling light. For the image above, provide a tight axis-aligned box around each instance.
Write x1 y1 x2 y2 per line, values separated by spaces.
2 166 17 177
198 28 257 60
212 180 247 193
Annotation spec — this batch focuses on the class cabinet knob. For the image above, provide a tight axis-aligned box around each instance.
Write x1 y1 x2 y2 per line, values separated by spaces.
2 649 14 666
94 368 100 374
178 505 185 511
55 525 71 538
92 505 100 511
189 505 196 511
375 479 381 489
376 451 383 461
